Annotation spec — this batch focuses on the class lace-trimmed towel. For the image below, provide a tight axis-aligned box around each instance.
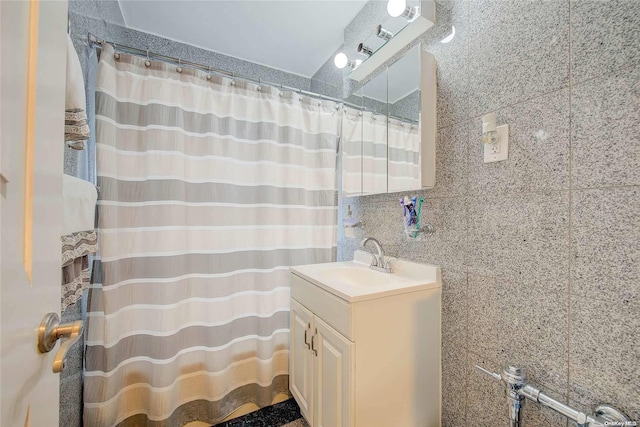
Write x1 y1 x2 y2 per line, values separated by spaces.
62 230 97 312
65 34 90 150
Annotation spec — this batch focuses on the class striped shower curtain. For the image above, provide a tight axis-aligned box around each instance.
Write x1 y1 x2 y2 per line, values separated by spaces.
341 107 420 196
388 117 421 193
361 111 389 195
85 44 340 426
341 107 363 196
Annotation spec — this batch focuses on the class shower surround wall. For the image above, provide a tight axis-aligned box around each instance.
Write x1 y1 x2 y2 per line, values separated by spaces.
337 1 640 426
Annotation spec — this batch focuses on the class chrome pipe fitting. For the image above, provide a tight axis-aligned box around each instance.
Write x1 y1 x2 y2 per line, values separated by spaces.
475 365 632 427
376 24 395 41
357 43 374 56
501 366 527 427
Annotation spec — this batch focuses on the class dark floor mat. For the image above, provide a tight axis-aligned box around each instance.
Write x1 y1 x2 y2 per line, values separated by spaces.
212 399 302 427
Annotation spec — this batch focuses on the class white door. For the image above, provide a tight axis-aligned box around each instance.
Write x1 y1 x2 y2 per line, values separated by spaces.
314 316 353 427
289 298 314 425
1 1 68 426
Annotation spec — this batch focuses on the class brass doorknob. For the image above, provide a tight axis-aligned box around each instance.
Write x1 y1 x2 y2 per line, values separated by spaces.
37 312 83 373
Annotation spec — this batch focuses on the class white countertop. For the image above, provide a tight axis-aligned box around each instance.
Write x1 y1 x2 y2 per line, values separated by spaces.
290 251 441 302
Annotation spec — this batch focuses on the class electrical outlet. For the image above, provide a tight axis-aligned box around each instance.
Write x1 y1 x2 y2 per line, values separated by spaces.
484 124 509 163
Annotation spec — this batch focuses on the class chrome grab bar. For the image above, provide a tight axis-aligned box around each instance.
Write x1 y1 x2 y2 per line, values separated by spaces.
475 365 632 427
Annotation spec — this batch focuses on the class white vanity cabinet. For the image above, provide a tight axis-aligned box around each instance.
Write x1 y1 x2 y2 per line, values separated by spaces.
289 261 441 427
291 297 353 427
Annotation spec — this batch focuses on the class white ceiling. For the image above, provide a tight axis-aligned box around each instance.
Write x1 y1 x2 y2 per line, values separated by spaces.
118 0 369 78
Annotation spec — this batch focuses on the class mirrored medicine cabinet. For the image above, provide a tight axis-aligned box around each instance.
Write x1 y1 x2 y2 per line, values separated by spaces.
341 43 436 197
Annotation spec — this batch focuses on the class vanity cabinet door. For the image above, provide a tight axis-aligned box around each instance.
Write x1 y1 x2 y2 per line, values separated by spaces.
290 299 314 424
313 316 354 427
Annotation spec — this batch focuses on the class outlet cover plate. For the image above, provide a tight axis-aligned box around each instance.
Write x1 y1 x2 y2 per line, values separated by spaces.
484 124 509 163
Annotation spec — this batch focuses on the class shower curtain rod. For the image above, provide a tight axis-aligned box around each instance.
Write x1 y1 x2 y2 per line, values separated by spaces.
88 33 419 126
88 33 347 104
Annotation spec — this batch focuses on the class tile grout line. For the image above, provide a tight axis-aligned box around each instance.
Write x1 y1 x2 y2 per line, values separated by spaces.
566 0 573 421
445 59 638 136
348 183 640 212
463 1 471 422
570 58 638 89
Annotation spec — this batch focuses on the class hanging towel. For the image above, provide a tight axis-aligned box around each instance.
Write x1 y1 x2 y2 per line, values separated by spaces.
61 230 97 312
65 34 90 150
62 174 98 235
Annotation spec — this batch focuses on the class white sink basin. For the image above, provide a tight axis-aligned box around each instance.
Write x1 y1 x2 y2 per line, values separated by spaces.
290 250 441 302
315 265 394 287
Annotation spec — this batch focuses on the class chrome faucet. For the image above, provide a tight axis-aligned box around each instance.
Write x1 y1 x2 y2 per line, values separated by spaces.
359 237 392 273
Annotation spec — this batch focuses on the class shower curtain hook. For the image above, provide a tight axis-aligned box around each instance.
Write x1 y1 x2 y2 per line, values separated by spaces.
113 43 120 60
257 77 262 92
144 48 151 67
176 58 183 73
206 66 212 80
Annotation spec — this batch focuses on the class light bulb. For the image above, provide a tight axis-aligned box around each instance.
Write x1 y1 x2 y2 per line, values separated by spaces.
387 0 407 17
440 26 456 43
334 52 348 69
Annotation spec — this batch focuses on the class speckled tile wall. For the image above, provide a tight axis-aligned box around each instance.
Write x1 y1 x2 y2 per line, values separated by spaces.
338 0 640 426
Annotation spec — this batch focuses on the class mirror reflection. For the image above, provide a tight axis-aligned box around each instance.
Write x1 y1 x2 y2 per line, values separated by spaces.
341 44 423 196
342 87 365 197
362 69 389 195
387 44 421 193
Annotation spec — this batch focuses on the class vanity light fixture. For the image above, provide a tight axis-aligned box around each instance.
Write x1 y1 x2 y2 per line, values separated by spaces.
334 52 362 69
440 26 456 43
482 112 509 163
376 24 395 41
387 0 418 21
357 43 374 56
